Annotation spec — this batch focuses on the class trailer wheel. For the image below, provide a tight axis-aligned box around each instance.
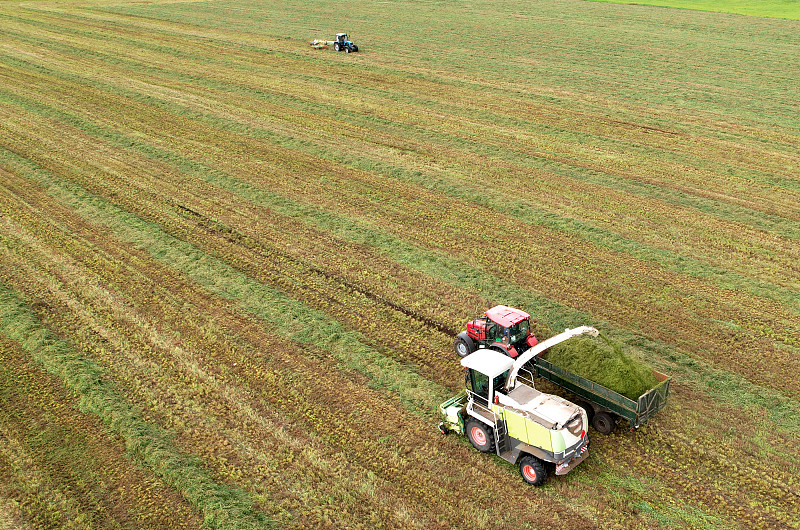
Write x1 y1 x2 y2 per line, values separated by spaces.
592 411 615 435
518 455 547 486
466 419 494 453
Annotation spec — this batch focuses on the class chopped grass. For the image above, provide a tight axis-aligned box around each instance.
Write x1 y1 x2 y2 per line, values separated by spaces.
546 334 660 400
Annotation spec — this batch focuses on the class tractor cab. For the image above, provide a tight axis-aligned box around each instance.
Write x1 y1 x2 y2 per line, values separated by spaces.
456 305 538 358
333 33 358 52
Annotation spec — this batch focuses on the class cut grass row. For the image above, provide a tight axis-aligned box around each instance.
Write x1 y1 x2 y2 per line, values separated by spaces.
0 169 610 528
1 67 797 402
3 120 799 527
587 0 800 20
3 8 798 293
0 335 203 528
2 1 799 527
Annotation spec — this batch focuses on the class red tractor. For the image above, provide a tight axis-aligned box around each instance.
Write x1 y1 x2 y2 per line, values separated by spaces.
454 305 539 359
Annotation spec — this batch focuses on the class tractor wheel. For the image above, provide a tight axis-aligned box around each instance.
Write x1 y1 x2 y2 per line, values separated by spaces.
592 411 615 435
518 455 547 486
575 400 595 423
454 337 474 358
466 419 494 453
334 42 340 51
490 346 509 357
345 46 351 53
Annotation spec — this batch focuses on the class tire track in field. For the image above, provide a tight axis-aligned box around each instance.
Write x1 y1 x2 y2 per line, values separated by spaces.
0 165 604 529
7 84 795 407
2 85 799 421
4 11 800 276
176 203 458 336
6 117 800 524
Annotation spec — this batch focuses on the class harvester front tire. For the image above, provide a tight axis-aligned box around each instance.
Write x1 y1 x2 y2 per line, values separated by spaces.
575 400 594 423
466 420 494 453
592 411 615 435
518 455 547 486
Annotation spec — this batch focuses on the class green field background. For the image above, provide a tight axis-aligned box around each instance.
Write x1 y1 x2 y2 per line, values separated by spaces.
591 0 800 20
1 0 798 528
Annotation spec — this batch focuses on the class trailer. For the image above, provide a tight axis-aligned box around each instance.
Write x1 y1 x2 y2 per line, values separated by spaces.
530 352 671 434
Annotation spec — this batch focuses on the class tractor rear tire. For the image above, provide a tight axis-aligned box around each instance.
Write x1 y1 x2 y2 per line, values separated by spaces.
454 337 474 358
334 42 340 51
592 411 615 435
518 455 547 486
490 346 508 357
466 419 494 453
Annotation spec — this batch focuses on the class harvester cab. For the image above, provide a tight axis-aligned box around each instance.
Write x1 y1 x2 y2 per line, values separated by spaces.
455 305 538 358
334 33 358 53
439 327 597 486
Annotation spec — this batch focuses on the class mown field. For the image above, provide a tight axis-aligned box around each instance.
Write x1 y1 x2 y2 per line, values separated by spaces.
588 0 800 20
1 0 798 528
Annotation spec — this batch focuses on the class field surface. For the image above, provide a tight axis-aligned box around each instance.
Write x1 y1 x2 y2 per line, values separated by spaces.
1 0 799 528
590 0 800 20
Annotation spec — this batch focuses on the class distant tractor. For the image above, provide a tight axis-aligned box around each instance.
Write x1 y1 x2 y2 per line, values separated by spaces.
309 33 359 53
334 33 358 53
439 327 595 485
455 305 539 359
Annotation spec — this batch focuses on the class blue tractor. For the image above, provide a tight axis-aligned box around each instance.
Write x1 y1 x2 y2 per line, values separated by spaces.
334 33 358 53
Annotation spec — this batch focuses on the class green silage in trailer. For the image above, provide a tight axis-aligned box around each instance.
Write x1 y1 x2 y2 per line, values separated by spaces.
546 334 660 400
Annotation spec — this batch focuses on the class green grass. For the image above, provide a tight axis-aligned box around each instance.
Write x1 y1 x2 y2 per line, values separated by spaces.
546 335 660 400
0 283 274 529
2 0 799 527
587 0 800 20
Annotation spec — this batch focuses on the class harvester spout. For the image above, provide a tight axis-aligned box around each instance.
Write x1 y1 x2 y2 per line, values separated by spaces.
505 326 599 390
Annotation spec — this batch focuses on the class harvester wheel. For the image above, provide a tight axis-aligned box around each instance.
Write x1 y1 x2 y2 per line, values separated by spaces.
518 455 547 486
575 400 594 423
466 419 494 453
592 411 615 435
